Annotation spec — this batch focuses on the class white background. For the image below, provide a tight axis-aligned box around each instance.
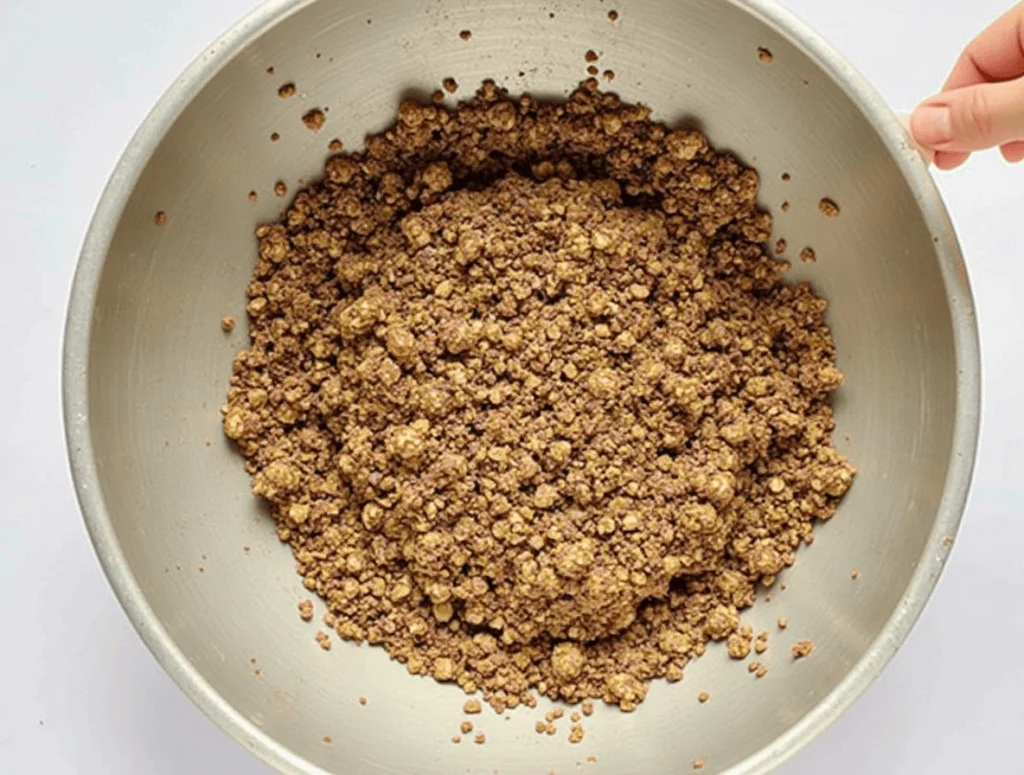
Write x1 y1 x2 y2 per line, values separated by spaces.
2 0 1022 772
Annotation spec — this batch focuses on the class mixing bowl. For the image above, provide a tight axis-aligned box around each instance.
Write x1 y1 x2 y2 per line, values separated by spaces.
63 0 981 772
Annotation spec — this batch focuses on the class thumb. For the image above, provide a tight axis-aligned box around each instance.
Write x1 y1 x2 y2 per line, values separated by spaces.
911 76 1024 152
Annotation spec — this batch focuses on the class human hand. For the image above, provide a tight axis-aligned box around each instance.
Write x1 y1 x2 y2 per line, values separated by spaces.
910 2 1024 169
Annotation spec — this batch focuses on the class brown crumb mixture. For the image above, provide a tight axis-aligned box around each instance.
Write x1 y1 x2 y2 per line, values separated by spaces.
223 80 855 714
819 198 840 218
221 316 236 333
278 82 296 99
302 109 326 132
298 599 314 621
569 723 585 743
792 639 814 659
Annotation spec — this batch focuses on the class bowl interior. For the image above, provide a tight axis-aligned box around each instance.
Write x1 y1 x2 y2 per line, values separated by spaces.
70 0 973 773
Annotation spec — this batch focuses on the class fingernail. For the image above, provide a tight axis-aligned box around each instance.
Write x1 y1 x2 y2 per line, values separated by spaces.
912 105 953 146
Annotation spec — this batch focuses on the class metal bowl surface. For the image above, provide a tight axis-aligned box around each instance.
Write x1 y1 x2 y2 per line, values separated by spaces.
63 0 980 772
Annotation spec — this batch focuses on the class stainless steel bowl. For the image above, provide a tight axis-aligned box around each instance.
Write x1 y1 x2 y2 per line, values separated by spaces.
63 0 980 772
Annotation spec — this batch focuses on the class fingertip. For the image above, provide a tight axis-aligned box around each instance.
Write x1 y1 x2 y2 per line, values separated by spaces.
1000 141 1024 163
933 150 971 170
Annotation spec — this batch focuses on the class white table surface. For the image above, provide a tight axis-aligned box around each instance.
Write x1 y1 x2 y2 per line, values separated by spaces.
2 0 1023 772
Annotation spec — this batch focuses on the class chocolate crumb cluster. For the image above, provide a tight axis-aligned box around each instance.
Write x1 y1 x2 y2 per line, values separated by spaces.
223 80 854 713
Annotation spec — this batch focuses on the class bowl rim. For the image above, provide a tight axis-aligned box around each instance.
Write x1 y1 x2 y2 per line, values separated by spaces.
62 0 981 773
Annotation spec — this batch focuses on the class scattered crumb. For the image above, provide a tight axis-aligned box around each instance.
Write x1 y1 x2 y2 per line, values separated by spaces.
474 733 486 745
571 711 581 722
757 47 773 63
274 181 288 197
270 132 280 142
221 316 236 333
748 661 768 678
323 612 337 628
587 755 598 763
278 82 296 99
603 69 615 81
754 634 769 654
781 172 791 182
322 735 332 744
581 700 594 716
154 210 167 226
792 639 815 659
298 599 314 621
535 721 546 733
358 696 367 705
458 720 474 734
545 723 557 736
329 138 343 152
587 65 599 76
585 49 599 62
254 668 262 676
315 630 331 650
819 198 840 218
248 190 258 201
777 617 788 629
781 201 790 212
204 440 212 447
569 724 585 744
780 581 789 590
443 77 459 94
775 238 787 254
459 29 472 41
452 735 461 744
608 9 619 21
851 569 861 580
697 691 710 704
942 536 954 548
302 109 326 131
694 761 705 771
464 699 482 714
800 247 817 263
242 545 251 553
250 657 257 665
266 66 275 75
197 566 205 573
431 89 445 103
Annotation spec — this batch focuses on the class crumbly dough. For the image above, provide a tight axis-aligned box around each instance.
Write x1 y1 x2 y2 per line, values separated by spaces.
223 81 854 712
